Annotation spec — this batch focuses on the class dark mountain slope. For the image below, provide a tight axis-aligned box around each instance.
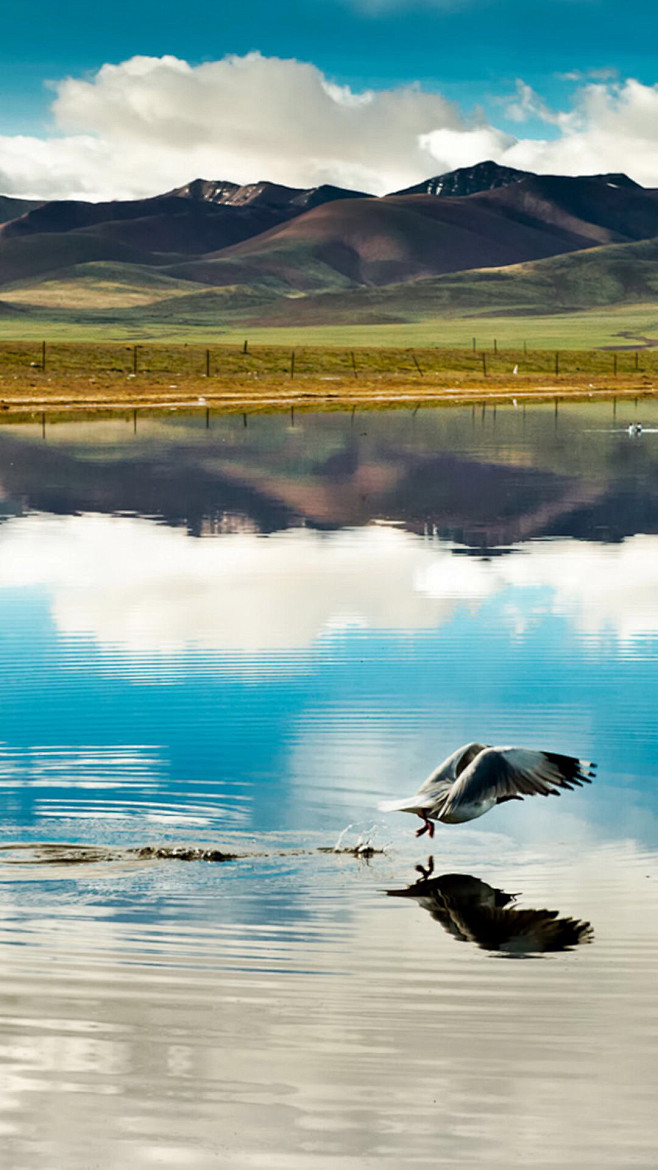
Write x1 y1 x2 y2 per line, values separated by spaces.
71 205 294 256
0 195 42 224
0 196 293 254
0 232 186 286
199 193 601 286
477 174 658 243
1 195 189 238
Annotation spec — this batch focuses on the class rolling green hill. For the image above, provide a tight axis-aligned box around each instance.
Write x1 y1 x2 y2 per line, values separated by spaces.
232 235 658 330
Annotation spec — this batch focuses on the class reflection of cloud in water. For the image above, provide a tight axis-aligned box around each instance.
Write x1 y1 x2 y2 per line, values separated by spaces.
1 513 658 652
0 743 166 790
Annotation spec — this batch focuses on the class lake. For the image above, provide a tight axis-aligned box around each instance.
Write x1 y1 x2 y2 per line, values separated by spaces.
0 399 657 1168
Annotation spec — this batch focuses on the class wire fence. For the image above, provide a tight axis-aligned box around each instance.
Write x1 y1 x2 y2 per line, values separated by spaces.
0 341 654 381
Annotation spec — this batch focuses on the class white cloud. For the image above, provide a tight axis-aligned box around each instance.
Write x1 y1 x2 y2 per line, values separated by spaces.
418 126 516 171
504 81 565 127
0 53 462 200
3 57 658 201
500 79 658 183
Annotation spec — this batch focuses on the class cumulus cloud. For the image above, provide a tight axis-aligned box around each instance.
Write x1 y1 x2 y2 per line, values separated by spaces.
2 55 658 201
501 79 658 183
0 53 463 199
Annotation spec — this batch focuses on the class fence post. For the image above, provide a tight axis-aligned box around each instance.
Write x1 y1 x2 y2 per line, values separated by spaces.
482 353 487 378
290 350 295 379
411 350 423 376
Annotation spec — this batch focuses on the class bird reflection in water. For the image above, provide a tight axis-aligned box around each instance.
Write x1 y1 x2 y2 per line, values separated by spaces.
387 857 593 955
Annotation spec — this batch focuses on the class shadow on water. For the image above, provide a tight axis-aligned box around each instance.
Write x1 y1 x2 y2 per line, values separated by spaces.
387 857 593 956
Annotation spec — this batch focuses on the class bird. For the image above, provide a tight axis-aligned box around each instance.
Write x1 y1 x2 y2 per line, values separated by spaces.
379 742 596 837
387 862 593 954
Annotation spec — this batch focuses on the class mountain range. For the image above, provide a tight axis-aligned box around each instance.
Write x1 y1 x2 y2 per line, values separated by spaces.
2 161 658 329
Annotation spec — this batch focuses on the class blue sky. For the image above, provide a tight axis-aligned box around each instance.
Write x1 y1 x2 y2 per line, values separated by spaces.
1 0 658 199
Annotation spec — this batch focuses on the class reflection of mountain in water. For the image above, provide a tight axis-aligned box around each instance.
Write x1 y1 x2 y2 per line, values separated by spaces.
387 867 593 955
1 405 658 544
0 429 296 535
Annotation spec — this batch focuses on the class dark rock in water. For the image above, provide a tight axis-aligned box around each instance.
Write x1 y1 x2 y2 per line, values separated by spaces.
135 845 239 862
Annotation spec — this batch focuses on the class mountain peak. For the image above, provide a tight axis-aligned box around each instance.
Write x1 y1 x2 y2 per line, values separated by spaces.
391 160 532 198
166 178 370 209
164 178 241 202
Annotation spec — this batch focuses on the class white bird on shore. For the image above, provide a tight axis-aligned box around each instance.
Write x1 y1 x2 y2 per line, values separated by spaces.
379 743 596 837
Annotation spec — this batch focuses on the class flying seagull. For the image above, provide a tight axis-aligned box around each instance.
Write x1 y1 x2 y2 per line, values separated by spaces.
379 742 596 837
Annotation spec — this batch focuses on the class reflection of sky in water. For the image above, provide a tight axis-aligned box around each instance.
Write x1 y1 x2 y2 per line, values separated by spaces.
1 411 657 1170
0 513 656 847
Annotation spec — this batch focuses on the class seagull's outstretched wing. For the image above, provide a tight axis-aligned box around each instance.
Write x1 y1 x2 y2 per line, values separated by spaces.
441 747 596 819
378 742 489 814
415 741 489 796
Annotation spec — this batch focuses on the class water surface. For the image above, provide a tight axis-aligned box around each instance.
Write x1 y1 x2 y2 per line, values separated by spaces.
0 401 656 1168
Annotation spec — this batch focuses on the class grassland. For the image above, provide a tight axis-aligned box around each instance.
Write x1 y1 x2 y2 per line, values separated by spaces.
0 302 657 350
0 339 655 416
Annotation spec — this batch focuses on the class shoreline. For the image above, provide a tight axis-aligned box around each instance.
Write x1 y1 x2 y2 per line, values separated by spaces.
0 372 655 416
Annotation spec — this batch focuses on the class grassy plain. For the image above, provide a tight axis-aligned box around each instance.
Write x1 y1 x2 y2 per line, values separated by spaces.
1 303 658 350
0 338 655 415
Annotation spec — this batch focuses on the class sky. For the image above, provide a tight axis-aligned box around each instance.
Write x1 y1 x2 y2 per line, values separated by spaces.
2 0 658 200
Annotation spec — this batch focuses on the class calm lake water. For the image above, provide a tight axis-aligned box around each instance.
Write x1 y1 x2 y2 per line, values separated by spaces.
0 400 657 1168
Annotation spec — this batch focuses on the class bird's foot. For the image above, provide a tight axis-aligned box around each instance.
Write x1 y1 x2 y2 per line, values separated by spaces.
415 815 435 839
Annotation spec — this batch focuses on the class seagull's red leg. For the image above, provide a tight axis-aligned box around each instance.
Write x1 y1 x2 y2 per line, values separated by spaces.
416 813 435 838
